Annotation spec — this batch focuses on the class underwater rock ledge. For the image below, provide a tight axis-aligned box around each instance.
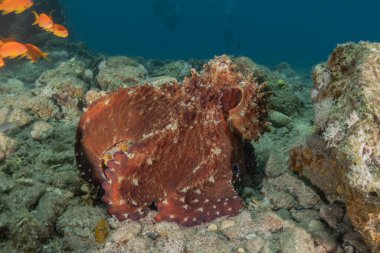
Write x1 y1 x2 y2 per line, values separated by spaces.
290 41 380 252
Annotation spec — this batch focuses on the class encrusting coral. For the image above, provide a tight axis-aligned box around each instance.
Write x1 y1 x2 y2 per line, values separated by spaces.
76 55 268 227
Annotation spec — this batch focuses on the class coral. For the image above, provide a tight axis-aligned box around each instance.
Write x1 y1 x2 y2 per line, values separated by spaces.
313 97 334 130
314 64 331 90
322 121 344 147
76 55 268 227
290 42 380 251
345 110 359 128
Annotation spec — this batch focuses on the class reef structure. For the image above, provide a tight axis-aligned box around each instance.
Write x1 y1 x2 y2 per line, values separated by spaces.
290 42 380 251
76 55 268 226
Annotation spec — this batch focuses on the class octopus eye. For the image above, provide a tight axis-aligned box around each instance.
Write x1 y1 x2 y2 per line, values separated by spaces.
221 88 242 113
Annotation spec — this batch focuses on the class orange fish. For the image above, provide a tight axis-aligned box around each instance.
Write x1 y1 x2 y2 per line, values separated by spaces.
32 11 54 32
52 24 69 38
0 0 33 15
0 41 28 59
24 43 48 62
0 57 4 68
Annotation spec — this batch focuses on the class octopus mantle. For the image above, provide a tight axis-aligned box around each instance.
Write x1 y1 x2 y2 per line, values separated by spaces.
76 56 267 226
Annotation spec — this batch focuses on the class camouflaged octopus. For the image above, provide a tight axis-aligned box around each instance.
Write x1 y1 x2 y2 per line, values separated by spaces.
76 55 267 226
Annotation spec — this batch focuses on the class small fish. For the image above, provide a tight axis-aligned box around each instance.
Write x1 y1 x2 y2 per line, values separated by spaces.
0 41 28 59
0 0 33 15
32 11 54 32
0 40 4 67
24 43 48 62
52 24 69 38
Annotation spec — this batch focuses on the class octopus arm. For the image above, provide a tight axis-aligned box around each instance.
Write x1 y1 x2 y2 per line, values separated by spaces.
154 111 243 226
154 154 243 227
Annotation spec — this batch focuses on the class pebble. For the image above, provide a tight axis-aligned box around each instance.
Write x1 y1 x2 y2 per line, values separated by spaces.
207 224 218 231
145 231 159 240
245 233 258 240
30 121 54 140
268 110 291 127
237 247 245 253
221 220 236 230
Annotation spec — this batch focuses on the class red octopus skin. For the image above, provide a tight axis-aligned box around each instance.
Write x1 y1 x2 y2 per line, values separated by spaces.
76 55 268 226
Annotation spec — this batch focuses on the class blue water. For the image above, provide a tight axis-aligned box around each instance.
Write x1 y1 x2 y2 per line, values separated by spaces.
62 0 380 69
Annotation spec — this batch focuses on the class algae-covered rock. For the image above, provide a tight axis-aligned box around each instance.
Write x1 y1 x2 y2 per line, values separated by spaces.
29 96 59 120
30 121 54 140
36 59 87 87
290 42 380 251
0 172 15 193
56 205 107 252
3 93 59 120
0 61 49 84
151 60 191 79
279 227 317 253
233 56 269 83
0 106 32 129
4 183 46 210
268 88 303 116
269 110 291 127
143 75 177 86
38 75 88 119
34 189 73 241
262 172 322 209
96 56 148 91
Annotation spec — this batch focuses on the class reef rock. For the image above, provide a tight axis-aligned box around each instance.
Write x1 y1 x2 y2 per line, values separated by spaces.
290 42 380 251
76 55 268 227
96 56 148 91
151 60 192 80
36 59 87 87
0 132 16 161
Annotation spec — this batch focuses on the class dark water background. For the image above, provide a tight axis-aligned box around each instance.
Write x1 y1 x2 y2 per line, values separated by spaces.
62 0 380 70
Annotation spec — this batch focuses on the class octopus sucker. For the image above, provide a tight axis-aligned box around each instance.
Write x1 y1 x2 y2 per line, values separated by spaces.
76 55 268 226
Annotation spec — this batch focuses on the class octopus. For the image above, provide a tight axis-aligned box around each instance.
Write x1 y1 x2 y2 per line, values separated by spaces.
76 55 268 227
